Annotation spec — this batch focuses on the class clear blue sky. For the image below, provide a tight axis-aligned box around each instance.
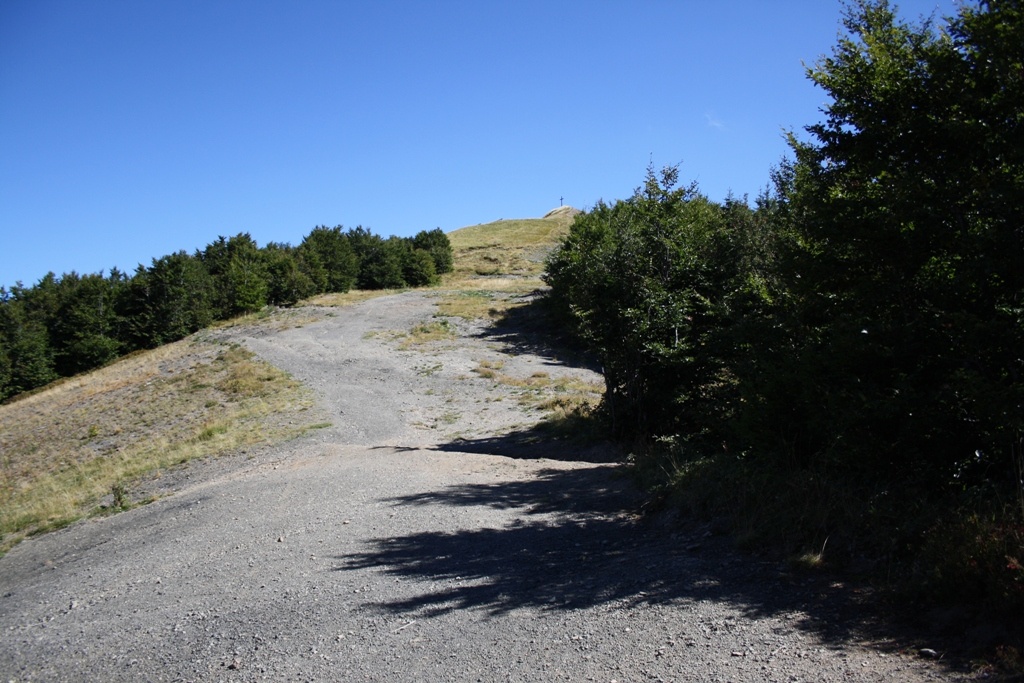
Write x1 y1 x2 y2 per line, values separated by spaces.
1 0 956 288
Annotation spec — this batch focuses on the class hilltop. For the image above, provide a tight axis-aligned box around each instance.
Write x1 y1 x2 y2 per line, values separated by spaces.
446 206 579 280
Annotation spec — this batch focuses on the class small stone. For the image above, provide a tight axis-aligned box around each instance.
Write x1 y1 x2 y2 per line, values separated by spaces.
277 537 284 542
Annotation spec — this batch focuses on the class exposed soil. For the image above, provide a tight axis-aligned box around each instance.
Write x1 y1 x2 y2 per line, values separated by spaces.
0 289 978 681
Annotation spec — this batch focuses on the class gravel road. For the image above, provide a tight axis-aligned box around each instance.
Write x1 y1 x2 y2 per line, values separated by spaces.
0 290 972 682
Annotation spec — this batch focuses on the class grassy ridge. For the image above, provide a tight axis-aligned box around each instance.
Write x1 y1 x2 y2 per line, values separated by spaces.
447 207 577 280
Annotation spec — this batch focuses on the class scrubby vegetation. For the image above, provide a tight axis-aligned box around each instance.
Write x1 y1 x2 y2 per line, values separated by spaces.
546 0 1024 650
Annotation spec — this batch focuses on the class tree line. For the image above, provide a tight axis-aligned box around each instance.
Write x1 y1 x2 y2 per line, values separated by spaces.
546 0 1023 625
0 226 452 401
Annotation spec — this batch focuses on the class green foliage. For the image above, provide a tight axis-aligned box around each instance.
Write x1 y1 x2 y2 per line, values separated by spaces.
545 166 740 441
122 252 214 348
0 270 128 396
402 247 438 287
0 219 444 400
366 240 405 289
348 228 406 290
764 0 1024 487
225 234 269 314
346 227 448 289
199 233 270 315
0 337 11 397
545 3 1024 641
0 289 57 400
412 228 454 275
46 272 124 375
298 226 358 293
264 243 317 306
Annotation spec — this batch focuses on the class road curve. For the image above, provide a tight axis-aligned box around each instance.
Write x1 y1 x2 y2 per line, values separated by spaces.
0 291 967 681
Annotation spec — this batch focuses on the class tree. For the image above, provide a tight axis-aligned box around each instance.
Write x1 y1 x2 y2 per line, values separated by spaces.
298 226 358 293
401 247 438 287
49 271 122 375
201 233 268 315
226 253 268 315
768 0 1024 484
0 286 57 399
412 228 454 275
264 243 317 306
546 166 733 440
0 331 11 400
122 252 215 348
348 228 407 290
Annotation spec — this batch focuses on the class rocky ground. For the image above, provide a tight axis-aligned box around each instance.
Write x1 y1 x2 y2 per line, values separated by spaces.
0 290 977 681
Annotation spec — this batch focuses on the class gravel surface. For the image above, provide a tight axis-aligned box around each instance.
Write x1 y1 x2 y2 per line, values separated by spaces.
0 290 974 682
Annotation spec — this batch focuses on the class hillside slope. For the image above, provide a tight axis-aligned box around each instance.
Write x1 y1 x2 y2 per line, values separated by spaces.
446 205 579 280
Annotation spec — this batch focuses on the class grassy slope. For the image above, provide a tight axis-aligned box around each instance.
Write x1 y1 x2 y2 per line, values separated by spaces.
0 207 581 554
446 205 578 282
0 325 329 553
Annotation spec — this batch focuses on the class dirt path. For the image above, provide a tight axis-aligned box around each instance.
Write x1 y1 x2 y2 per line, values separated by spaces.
0 290 970 681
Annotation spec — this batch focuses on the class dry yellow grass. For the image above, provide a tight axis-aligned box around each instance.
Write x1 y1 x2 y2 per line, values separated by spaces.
446 207 577 280
0 337 325 554
366 320 457 351
300 289 405 308
397 320 457 349
471 360 603 414
440 277 545 294
430 207 575 327
440 209 603 427
436 289 534 321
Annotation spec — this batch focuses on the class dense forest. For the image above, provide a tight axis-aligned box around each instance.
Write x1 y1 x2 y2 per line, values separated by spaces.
0 226 452 401
546 0 1023 632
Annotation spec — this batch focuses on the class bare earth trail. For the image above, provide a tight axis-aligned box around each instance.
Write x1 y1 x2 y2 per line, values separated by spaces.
0 290 969 682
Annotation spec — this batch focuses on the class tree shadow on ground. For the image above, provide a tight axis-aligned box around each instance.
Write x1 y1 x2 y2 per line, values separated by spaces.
430 424 620 463
334 454 948 662
341 291 970 669
473 291 599 371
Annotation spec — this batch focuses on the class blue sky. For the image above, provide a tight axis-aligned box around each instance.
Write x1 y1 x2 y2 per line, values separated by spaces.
1 0 957 288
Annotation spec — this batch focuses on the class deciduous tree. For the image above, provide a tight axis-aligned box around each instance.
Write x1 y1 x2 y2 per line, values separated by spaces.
770 0 1024 484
